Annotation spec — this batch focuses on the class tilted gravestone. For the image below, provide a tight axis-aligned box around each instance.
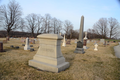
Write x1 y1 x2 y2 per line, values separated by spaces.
29 34 69 72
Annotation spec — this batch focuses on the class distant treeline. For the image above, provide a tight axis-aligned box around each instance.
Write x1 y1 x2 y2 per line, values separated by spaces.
0 30 39 38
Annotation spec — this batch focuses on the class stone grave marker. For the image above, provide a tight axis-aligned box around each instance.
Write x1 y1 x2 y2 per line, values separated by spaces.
0 42 5 52
24 38 30 50
94 44 98 51
15 46 19 49
66 40 71 45
32 39 35 44
74 16 85 54
83 31 88 49
29 34 69 73
62 34 66 47
100 39 105 44
75 39 77 43
30 45 33 47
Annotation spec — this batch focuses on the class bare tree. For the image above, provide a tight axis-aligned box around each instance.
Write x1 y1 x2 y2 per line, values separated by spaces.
108 17 119 38
43 14 51 33
64 20 73 38
93 18 108 38
56 19 62 34
51 17 58 34
0 0 22 36
19 18 25 32
26 13 37 37
36 14 44 35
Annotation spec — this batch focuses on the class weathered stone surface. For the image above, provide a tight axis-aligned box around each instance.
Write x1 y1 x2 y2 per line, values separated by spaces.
29 34 69 72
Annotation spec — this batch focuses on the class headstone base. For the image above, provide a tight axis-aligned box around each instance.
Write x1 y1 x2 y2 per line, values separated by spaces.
24 45 30 50
74 48 85 54
29 55 69 73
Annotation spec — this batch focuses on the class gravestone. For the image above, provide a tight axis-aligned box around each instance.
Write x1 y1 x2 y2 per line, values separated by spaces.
100 39 105 44
32 39 35 44
66 40 71 45
0 42 4 52
30 45 33 47
83 31 88 49
75 39 77 43
24 38 31 50
74 16 85 53
30 48 34 51
29 34 69 73
6 36 9 41
94 44 98 51
62 34 66 47
15 46 19 49
22 44 25 46
107 41 110 45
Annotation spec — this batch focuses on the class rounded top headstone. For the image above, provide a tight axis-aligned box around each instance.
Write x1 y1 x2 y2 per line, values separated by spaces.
37 34 63 40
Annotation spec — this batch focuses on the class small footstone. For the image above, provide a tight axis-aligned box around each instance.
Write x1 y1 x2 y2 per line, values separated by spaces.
30 45 33 47
10 45 14 48
15 46 19 49
30 48 34 51
22 44 25 46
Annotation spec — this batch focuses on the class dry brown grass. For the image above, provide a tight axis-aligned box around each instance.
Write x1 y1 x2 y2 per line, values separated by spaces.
0 38 120 80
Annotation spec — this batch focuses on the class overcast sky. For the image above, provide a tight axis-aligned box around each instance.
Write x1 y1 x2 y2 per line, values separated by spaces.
0 0 120 31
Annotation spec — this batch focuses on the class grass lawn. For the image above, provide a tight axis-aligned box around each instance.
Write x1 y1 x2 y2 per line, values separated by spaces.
0 38 120 80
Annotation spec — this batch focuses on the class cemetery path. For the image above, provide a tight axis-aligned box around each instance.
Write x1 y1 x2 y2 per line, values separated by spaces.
114 43 120 58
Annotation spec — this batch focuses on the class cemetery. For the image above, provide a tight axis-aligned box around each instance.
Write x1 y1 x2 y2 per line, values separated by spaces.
0 37 120 80
0 0 120 80
0 16 120 80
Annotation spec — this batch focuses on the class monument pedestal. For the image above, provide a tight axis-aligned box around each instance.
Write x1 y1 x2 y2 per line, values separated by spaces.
74 41 85 54
29 34 69 72
74 48 85 54
29 55 69 72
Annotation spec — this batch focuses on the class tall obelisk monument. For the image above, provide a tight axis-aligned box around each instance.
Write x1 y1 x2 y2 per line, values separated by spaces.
79 16 84 42
74 16 85 54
